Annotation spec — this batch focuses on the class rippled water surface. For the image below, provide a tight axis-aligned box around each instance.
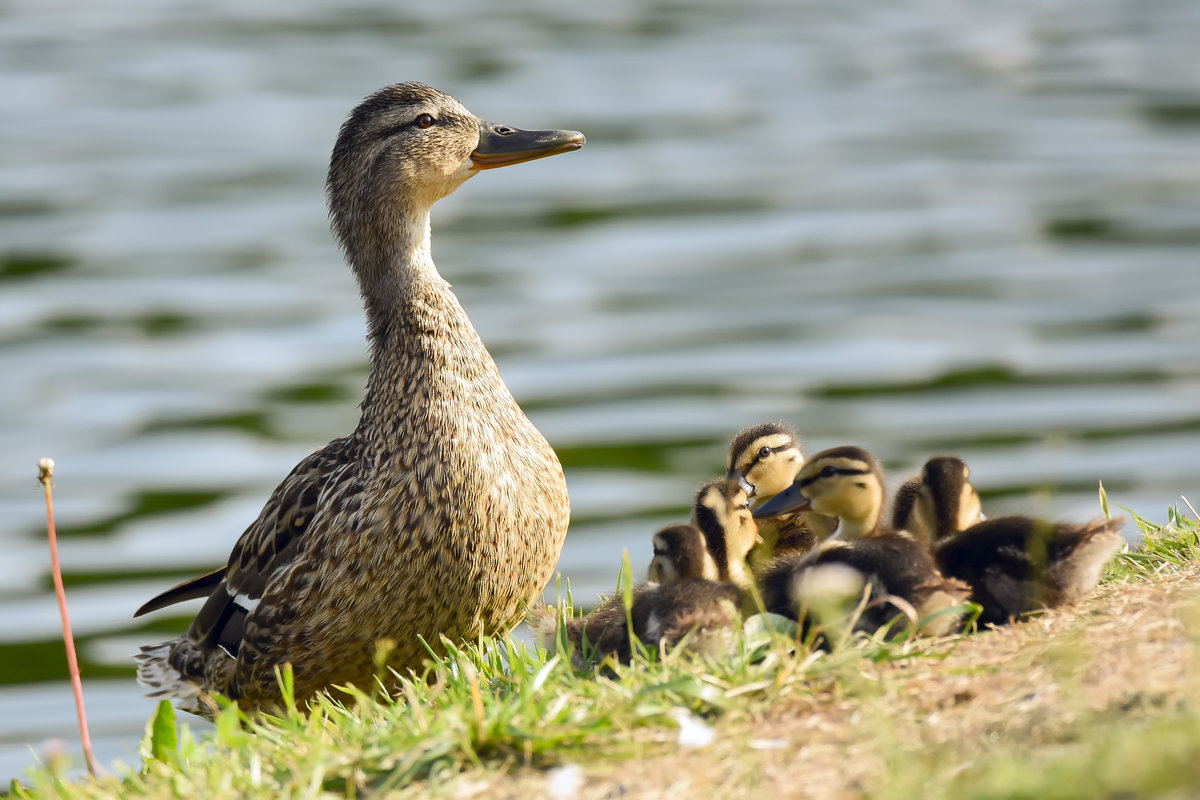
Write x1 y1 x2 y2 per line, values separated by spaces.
2 0 1198 781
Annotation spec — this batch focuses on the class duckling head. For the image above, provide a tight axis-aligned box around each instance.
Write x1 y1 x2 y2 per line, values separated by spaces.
725 422 805 502
924 456 983 541
692 478 760 571
752 446 886 540
894 456 983 544
648 524 719 583
326 82 584 289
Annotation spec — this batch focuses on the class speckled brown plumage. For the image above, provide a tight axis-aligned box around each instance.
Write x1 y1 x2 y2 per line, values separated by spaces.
136 83 582 716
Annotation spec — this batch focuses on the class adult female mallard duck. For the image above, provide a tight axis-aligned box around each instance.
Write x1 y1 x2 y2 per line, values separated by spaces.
550 479 757 664
135 83 583 716
752 446 971 638
894 457 1125 625
725 422 835 570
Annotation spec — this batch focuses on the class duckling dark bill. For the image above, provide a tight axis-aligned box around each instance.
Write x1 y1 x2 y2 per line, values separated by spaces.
753 483 813 518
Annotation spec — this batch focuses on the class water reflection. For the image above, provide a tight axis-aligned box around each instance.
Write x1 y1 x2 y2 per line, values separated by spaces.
2 0 1199 781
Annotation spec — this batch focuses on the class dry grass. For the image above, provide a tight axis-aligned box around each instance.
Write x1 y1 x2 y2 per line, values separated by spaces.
433 560 1200 800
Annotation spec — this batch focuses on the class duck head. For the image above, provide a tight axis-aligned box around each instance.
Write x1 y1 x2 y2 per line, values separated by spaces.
725 422 805 501
727 422 840 539
326 82 583 283
648 524 719 583
693 479 760 563
752 446 887 540
893 456 983 544
689 478 760 588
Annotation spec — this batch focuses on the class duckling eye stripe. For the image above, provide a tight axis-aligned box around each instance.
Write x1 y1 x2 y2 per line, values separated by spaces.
743 445 789 472
798 467 870 489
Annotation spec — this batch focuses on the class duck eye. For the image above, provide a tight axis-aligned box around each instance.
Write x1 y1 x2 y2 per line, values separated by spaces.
758 446 771 458
820 465 838 478
416 113 435 129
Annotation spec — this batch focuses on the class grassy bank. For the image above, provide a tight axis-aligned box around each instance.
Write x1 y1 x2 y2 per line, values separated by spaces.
12 507 1200 799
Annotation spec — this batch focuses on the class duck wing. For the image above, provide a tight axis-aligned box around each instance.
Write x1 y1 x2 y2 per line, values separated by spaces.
134 567 227 617
182 436 357 659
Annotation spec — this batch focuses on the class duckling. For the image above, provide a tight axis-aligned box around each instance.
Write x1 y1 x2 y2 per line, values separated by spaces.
891 456 1124 625
892 456 985 546
936 516 1125 626
689 478 759 590
725 422 835 570
646 524 719 584
135 83 583 716
549 480 759 665
544 579 744 667
644 478 758 584
753 446 971 638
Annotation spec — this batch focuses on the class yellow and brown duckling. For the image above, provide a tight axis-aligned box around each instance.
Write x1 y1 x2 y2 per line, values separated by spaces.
892 456 985 546
688 478 759 590
135 83 583 716
896 457 1125 626
753 446 971 638
725 422 836 570
550 479 757 665
646 524 719 585
646 478 758 589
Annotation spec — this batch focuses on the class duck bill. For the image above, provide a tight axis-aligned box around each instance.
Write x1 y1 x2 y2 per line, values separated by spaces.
752 484 812 519
727 470 756 498
470 121 585 170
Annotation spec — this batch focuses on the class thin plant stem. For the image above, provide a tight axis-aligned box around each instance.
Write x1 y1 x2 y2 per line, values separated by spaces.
1181 495 1198 521
38 457 97 777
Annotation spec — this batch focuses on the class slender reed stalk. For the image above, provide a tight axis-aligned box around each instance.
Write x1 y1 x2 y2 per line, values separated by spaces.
38 457 96 777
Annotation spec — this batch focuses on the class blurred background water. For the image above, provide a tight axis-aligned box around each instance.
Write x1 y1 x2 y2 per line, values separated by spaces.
2 0 1198 782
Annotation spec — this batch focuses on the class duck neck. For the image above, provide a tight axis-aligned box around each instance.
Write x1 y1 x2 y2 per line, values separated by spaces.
802 511 839 540
348 208 443 342
347 206 494 448
831 506 881 541
722 555 754 590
